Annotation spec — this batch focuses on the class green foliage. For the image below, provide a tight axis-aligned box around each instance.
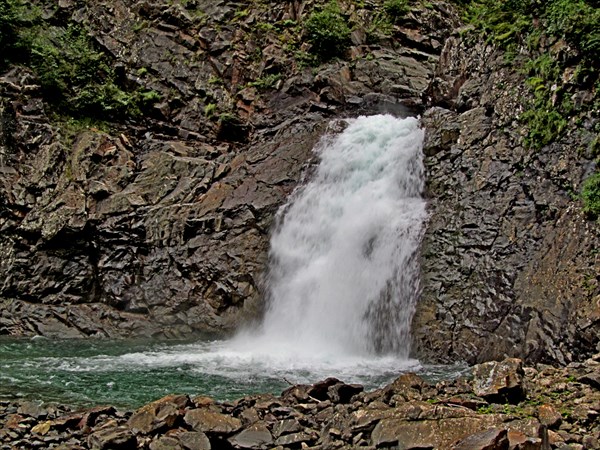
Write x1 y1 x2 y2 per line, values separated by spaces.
204 103 217 118
463 0 532 50
581 172 600 219
248 73 281 89
25 25 157 119
457 0 599 148
521 55 569 148
0 0 19 54
304 2 351 61
384 0 409 22
1 6 159 121
545 0 600 58
0 0 39 66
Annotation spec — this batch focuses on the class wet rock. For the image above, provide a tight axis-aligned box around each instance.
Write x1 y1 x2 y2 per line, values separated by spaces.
472 359 525 403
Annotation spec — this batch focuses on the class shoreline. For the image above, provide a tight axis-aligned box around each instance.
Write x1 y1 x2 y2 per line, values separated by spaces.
2 356 598 449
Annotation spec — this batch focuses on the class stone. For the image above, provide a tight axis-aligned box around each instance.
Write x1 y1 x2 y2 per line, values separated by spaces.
472 359 525 403
150 436 183 450
87 425 136 450
578 369 600 389
179 431 211 450
128 395 188 435
17 401 47 419
451 428 509 450
274 432 314 446
537 404 562 428
30 421 51 435
371 405 503 449
184 408 242 434
327 383 364 404
228 422 273 448
273 418 302 437
307 378 341 401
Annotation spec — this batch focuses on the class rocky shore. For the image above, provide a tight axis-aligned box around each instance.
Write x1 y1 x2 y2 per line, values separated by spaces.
1 356 599 449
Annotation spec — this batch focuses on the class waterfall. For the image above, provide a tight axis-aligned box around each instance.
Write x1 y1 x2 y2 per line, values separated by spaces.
0 115 432 406
241 114 427 360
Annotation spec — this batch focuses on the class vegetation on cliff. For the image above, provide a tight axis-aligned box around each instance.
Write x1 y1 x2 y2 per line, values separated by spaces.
0 0 160 120
454 0 600 218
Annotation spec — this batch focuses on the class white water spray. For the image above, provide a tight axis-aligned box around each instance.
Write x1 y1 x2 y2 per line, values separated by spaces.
235 114 427 361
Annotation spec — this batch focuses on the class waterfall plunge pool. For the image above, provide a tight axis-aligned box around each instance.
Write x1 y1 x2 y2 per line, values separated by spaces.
0 337 468 408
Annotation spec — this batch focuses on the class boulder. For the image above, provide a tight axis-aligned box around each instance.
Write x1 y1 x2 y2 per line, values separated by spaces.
87 425 136 450
451 428 509 450
128 394 190 435
184 408 242 434
228 421 273 448
472 358 525 403
179 431 211 450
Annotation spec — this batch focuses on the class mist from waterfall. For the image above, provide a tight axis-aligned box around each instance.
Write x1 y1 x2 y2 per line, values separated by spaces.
233 114 427 361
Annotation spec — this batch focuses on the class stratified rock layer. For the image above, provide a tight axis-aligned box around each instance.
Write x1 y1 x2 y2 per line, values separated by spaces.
413 36 599 365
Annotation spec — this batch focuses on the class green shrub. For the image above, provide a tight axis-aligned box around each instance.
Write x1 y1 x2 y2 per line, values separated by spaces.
0 0 19 52
248 73 282 89
384 0 409 22
545 0 600 58
1 6 159 121
304 2 350 61
23 24 158 120
457 0 599 147
582 172 600 218
0 0 38 66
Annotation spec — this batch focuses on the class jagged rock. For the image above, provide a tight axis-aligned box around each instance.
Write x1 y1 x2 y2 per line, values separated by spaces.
272 418 302 438
184 408 242 434
537 404 562 429
370 405 504 449
150 436 183 450
179 431 211 450
578 368 600 389
87 425 136 450
274 431 315 447
228 421 273 448
472 359 525 403
451 427 509 450
17 402 47 419
128 394 189 435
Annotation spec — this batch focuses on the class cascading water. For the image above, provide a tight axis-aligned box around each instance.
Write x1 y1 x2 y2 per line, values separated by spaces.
0 114 444 408
235 114 427 360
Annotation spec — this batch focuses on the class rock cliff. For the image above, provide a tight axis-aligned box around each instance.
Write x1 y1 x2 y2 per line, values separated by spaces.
0 0 598 365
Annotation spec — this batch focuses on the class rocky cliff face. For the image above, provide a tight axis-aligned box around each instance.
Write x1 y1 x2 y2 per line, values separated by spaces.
0 0 455 338
0 0 598 365
413 36 599 365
